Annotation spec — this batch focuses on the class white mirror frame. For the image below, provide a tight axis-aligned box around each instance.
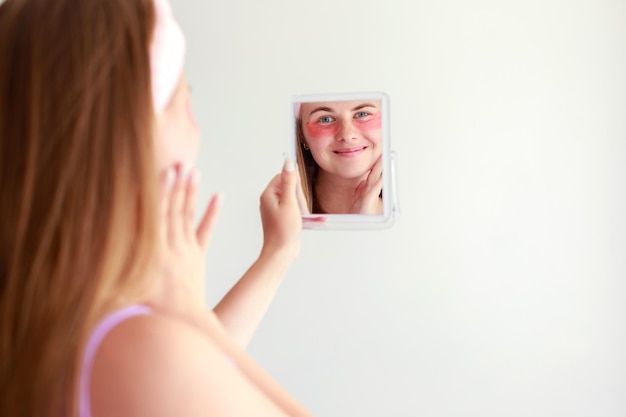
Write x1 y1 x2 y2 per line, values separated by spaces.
288 91 399 230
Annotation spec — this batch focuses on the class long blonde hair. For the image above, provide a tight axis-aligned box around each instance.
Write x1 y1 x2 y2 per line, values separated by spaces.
296 119 324 214
0 0 158 415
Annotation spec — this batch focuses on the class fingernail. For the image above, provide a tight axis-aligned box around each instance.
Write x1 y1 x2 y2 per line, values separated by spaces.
284 158 294 172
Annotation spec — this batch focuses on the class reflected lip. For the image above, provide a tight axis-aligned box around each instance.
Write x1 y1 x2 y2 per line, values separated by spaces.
333 146 367 155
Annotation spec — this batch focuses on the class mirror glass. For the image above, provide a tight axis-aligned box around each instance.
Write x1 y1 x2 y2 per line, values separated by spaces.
289 92 397 229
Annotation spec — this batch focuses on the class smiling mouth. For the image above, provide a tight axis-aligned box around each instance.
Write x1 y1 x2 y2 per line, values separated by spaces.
334 146 367 155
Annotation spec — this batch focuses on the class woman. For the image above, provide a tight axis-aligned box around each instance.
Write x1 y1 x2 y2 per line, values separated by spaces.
0 0 313 416
296 100 383 215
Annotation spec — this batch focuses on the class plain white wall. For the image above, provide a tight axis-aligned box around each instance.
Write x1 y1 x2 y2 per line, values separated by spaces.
173 0 625 416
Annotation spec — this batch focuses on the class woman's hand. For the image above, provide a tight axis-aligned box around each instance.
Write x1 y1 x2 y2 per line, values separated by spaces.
350 156 383 214
207 160 303 347
259 159 302 262
147 165 222 324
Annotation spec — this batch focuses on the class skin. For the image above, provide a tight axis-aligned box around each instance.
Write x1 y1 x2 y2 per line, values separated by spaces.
153 74 300 347
155 75 201 171
90 74 311 416
300 100 383 214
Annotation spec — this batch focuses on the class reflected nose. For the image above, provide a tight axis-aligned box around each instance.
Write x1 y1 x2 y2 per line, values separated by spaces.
336 119 358 142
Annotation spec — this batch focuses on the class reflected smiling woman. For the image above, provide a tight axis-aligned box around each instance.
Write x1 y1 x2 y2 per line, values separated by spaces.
296 100 383 215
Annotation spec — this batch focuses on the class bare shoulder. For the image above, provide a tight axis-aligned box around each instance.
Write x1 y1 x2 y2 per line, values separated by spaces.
90 312 289 417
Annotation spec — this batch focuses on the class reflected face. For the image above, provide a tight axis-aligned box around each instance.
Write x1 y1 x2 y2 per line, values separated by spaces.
300 100 382 179
156 74 200 172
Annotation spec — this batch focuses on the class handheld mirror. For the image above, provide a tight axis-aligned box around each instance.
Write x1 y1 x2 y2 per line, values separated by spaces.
289 92 399 230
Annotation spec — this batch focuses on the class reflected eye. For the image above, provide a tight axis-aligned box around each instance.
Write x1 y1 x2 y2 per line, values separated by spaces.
355 111 371 119
317 116 335 124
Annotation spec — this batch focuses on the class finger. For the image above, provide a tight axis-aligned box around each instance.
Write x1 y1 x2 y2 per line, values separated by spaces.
363 170 383 196
260 174 281 209
371 174 383 195
159 168 175 243
169 165 187 244
279 158 298 207
356 175 383 214
366 169 379 189
350 180 366 209
361 159 382 193
197 193 223 250
183 169 200 239
355 179 367 197
159 167 175 212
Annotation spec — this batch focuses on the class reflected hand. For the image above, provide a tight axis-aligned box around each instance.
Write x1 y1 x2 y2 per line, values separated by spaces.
259 159 302 261
350 156 383 214
148 165 222 322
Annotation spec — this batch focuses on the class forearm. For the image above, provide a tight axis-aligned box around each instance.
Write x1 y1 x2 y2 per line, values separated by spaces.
212 249 293 348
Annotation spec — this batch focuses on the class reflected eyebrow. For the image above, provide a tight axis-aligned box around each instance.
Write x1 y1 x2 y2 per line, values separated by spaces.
351 103 377 111
309 106 334 116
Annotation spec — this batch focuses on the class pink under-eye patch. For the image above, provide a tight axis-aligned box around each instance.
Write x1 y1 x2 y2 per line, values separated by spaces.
353 112 382 131
306 112 382 139
305 121 340 139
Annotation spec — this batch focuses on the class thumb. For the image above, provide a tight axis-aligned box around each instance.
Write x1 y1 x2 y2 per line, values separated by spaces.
280 158 298 206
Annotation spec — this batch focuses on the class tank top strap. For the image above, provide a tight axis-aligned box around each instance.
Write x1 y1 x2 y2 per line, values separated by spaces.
79 304 151 417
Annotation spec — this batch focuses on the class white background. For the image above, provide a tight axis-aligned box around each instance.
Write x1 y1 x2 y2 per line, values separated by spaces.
173 0 625 415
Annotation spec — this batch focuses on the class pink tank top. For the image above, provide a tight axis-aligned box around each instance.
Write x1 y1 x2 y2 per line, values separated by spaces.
78 304 151 417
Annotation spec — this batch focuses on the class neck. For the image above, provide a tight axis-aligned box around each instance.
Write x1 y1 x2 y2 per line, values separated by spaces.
315 170 366 214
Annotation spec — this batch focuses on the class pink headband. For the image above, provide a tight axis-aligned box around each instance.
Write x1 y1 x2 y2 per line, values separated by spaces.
150 0 186 113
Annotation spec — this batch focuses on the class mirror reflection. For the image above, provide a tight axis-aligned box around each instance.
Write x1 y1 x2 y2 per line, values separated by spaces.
295 99 383 215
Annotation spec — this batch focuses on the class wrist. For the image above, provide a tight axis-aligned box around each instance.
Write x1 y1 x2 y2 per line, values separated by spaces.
258 245 296 269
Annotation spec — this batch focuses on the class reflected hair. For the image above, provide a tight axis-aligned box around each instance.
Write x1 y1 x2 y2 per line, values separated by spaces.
0 0 158 416
296 118 326 214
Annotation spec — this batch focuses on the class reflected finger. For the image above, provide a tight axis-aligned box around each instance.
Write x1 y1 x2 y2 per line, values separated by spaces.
367 170 383 192
366 165 381 188
372 156 383 178
373 175 383 194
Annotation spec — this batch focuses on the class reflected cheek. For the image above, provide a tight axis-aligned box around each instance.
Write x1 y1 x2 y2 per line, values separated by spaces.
306 122 339 139
364 131 382 148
